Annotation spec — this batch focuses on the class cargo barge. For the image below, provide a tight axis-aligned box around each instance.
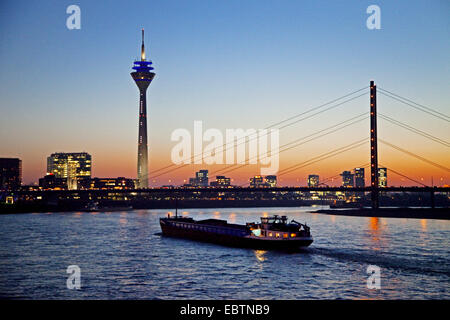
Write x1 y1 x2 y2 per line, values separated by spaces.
160 214 313 249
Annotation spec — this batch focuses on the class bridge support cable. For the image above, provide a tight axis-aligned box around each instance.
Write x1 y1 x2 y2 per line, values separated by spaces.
237 140 369 187
318 163 370 186
379 113 449 147
276 139 369 177
210 113 368 176
378 89 449 123
378 87 449 121
379 139 450 173
379 164 428 187
148 87 368 179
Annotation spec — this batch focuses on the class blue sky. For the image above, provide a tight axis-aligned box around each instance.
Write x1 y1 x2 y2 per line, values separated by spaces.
0 0 449 185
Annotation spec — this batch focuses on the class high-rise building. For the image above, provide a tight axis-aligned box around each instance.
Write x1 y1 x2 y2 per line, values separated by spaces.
354 168 365 188
131 29 155 189
378 167 387 188
89 177 135 190
249 175 264 187
307 174 319 187
188 177 198 186
47 152 91 190
196 170 209 187
187 170 209 187
0 158 22 190
265 175 277 187
39 174 66 190
210 175 231 187
340 171 354 187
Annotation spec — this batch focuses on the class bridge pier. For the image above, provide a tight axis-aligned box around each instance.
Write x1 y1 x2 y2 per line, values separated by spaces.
430 189 435 209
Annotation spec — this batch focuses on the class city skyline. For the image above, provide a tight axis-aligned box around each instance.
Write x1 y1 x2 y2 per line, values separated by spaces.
0 1 449 186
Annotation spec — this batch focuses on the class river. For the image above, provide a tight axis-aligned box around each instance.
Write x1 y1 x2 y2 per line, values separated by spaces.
0 207 448 299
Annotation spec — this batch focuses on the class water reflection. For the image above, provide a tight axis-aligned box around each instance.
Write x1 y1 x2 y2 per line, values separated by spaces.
228 213 236 223
330 215 336 224
254 250 267 262
119 212 127 225
137 210 146 216
213 211 221 219
367 217 387 250
418 219 429 247
420 219 427 232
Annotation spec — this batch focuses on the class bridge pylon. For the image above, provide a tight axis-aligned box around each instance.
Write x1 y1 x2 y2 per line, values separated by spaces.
370 80 379 209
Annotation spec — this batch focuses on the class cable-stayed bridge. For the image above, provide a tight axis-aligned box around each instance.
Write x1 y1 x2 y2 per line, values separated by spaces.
10 81 450 210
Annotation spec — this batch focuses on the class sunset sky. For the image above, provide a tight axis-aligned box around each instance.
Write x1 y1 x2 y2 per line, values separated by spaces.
0 0 449 186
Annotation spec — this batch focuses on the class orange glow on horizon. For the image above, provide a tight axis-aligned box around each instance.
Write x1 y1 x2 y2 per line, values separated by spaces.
18 138 449 187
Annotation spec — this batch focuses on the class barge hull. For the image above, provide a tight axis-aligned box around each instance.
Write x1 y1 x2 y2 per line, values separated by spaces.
160 223 312 249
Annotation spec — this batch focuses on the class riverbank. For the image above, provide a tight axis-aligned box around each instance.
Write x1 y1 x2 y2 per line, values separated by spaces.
0 199 309 214
313 208 450 220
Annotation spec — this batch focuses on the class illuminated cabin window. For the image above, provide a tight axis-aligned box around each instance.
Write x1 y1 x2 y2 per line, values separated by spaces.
283 233 288 238
290 233 297 238
252 229 261 237
268 232 273 237
276 233 280 238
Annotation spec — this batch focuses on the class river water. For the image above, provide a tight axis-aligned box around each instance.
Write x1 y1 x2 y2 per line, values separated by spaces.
0 207 448 299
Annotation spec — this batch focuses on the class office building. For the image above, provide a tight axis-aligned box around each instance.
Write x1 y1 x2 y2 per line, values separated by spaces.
39 174 66 190
196 170 209 187
47 152 91 178
210 176 231 187
378 167 387 188
89 177 135 190
249 175 265 187
47 152 91 190
0 158 22 190
341 171 354 187
354 168 365 188
265 175 277 187
188 170 209 187
307 174 319 187
188 177 198 186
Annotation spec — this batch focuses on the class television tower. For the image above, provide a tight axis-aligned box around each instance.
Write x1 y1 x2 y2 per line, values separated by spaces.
131 29 155 188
